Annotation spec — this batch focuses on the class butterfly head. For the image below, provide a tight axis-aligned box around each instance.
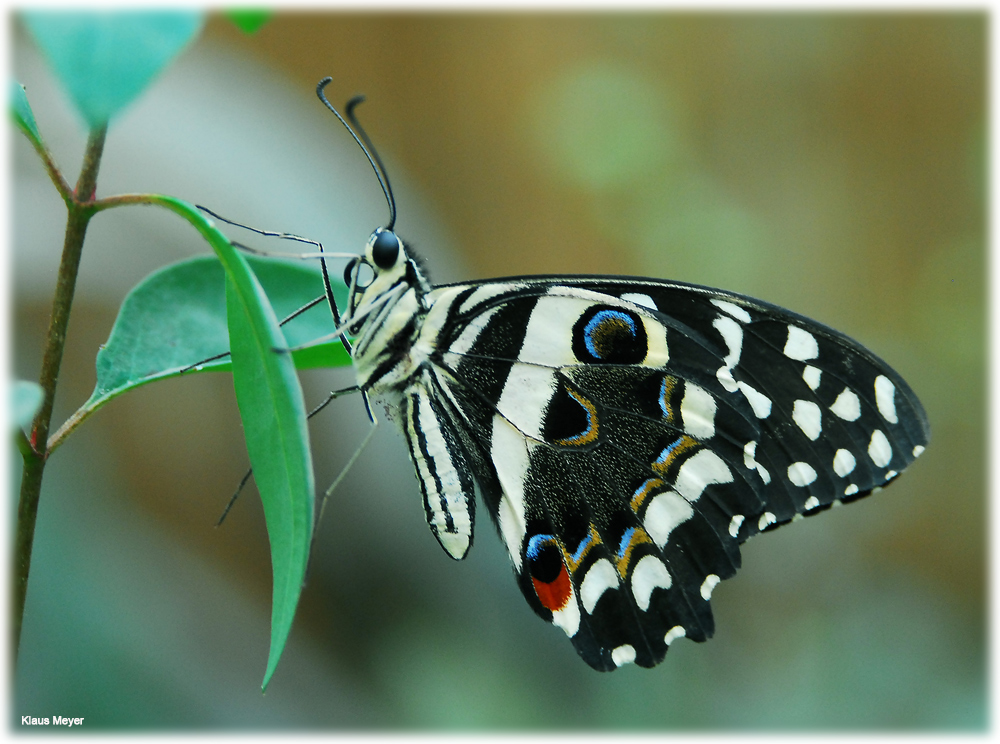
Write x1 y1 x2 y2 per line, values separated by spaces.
343 226 431 329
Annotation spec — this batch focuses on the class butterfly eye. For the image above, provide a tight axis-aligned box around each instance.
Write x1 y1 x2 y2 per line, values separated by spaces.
371 230 400 269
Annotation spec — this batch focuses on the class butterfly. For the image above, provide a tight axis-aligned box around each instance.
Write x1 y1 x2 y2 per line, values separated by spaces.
304 78 929 671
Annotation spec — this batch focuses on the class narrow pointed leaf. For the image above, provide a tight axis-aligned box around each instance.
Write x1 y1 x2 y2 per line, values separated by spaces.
11 81 41 144
142 196 316 690
225 261 314 692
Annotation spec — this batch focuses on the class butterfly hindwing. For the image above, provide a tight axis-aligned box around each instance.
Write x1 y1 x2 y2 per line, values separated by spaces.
397 275 928 670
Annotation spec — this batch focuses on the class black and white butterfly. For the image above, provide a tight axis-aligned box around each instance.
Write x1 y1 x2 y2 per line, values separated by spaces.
304 79 929 671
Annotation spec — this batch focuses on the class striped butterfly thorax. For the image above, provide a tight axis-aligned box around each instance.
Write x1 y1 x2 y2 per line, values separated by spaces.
318 80 929 671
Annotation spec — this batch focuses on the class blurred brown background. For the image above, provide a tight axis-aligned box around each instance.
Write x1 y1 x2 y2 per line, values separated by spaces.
12 12 984 728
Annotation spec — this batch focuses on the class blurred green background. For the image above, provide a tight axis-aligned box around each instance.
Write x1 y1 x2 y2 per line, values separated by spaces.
12 12 985 729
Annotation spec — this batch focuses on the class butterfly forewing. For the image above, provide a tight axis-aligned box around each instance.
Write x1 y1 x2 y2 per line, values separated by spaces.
394 275 929 670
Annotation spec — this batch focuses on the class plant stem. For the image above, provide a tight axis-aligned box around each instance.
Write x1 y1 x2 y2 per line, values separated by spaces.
17 123 74 206
14 123 108 665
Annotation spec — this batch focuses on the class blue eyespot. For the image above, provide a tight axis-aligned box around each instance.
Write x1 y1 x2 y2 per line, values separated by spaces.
527 533 557 560
584 310 636 358
572 305 648 364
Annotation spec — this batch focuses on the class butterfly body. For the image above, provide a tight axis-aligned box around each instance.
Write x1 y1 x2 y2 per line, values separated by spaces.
340 227 929 671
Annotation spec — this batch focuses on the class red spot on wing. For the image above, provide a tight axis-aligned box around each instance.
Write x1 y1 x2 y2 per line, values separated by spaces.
532 564 572 612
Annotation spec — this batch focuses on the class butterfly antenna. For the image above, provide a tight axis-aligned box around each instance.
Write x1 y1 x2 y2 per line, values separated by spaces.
344 95 396 231
316 77 396 231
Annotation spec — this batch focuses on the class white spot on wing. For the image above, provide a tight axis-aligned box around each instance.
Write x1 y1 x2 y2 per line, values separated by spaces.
788 462 818 486
644 491 694 548
738 381 772 418
639 310 671 368
681 383 716 439
792 399 823 440
700 574 721 600
758 511 776 530
674 450 733 501
830 388 862 421
621 292 657 310
713 314 744 364
803 496 820 511
728 514 745 538
802 365 822 390
664 626 686 645
875 375 898 424
713 315 744 394
833 448 856 476
844 484 859 496
756 462 771 484
742 440 771 484
612 645 636 667
868 429 893 467
631 555 672 611
711 299 752 323
716 365 738 393
551 594 581 638
913 445 925 458
580 558 619 614
784 325 819 360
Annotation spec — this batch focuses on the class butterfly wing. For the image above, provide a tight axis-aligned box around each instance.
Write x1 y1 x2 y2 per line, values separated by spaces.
417 276 929 670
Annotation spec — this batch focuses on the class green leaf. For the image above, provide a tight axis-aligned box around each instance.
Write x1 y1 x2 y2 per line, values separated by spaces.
138 196 319 690
223 245 315 694
81 254 349 419
12 380 44 431
225 9 272 34
20 11 204 127
11 81 41 145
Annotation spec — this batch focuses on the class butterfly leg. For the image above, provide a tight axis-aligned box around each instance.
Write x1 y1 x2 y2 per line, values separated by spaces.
217 384 361 526
179 294 331 374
